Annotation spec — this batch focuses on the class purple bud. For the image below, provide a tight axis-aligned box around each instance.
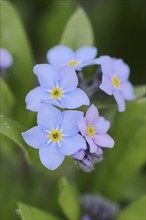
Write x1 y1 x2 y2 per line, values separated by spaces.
0 48 13 69
72 149 85 160
95 147 103 155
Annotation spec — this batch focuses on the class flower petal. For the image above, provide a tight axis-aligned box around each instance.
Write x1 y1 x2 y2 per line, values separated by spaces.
95 116 110 134
78 117 87 136
60 110 83 136
46 45 74 67
85 104 99 125
99 75 113 95
58 66 78 91
75 46 97 61
121 81 135 100
39 143 65 170
59 134 87 155
114 59 130 81
94 133 114 148
33 64 57 89
62 88 90 109
25 87 49 112
37 103 62 130
22 126 47 149
100 56 114 77
85 135 97 153
72 149 85 160
113 91 126 112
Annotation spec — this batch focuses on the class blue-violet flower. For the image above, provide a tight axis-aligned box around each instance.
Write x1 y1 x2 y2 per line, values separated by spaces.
26 64 90 112
97 56 135 112
47 45 98 70
22 104 87 170
78 104 114 153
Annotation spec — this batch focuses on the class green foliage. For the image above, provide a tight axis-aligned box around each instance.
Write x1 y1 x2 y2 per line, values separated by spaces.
134 84 146 99
60 7 94 49
37 0 75 56
116 195 146 220
0 114 28 157
0 1 34 126
18 203 60 220
58 177 80 220
0 77 15 115
92 98 146 201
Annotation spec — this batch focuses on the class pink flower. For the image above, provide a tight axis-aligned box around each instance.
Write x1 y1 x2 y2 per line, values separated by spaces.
78 104 114 153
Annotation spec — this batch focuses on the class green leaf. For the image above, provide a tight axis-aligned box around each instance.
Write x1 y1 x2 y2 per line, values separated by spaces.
116 195 146 220
0 1 34 125
92 98 146 201
18 203 59 220
0 77 15 115
0 114 28 156
37 0 75 55
58 177 80 220
134 84 146 99
60 7 94 49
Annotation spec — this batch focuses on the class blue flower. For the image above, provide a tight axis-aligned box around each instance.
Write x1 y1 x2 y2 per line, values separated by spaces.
0 48 13 69
97 56 135 112
46 45 98 70
22 104 87 170
26 64 90 112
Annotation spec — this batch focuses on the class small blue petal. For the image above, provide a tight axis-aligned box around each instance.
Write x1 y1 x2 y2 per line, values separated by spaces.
58 66 78 91
114 59 130 81
113 91 126 112
25 87 49 112
33 64 57 89
75 46 97 62
99 75 113 95
39 143 65 170
47 45 74 67
59 134 87 155
62 88 90 108
22 126 47 149
121 82 135 100
60 110 83 136
37 104 62 130
95 116 110 134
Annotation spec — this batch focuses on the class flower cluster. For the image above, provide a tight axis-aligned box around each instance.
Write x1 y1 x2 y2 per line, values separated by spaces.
22 45 134 171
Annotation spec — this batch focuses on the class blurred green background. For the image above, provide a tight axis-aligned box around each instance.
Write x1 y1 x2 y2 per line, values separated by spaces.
10 0 146 84
1 1 145 220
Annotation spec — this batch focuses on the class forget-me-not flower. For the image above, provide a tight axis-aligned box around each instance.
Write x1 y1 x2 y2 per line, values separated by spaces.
97 56 135 112
0 48 13 69
22 104 87 170
78 104 114 153
46 45 98 70
26 64 90 112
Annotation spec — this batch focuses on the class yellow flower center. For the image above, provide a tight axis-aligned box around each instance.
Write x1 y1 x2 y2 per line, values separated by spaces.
50 88 62 99
49 130 62 142
68 60 79 67
111 75 120 88
86 125 95 137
